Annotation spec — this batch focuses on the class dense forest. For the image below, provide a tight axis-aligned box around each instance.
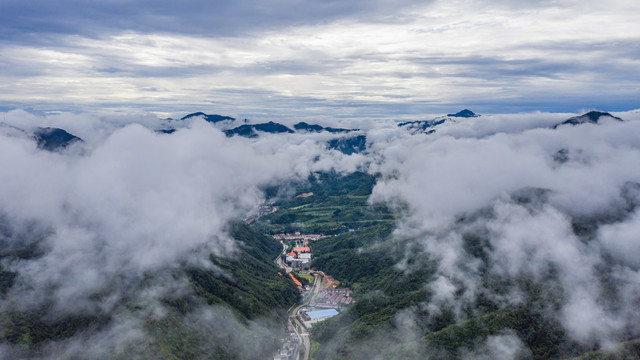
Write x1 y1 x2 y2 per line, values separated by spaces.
306 184 640 360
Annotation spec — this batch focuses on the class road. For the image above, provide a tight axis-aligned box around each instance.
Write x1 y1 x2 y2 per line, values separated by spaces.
275 241 324 360
289 273 322 360
308 272 323 303
275 240 289 270
291 307 311 360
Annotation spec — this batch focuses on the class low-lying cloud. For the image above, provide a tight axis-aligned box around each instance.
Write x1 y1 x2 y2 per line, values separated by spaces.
367 109 640 354
3 108 640 358
0 109 371 358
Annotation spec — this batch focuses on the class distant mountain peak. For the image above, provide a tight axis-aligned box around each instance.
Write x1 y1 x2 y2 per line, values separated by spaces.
580 111 622 122
293 122 354 133
293 122 324 132
33 127 83 151
180 112 235 123
398 109 478 134
554 110 623 129
224 121 294 138
181 112 206 119
447 109 477 118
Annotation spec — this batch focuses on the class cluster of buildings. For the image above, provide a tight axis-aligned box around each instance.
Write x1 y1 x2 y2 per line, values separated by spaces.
272 232 329 241
273 321 299 360
311 288 354 308
285 240 313 270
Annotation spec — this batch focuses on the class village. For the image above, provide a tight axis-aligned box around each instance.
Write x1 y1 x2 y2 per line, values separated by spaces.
273 232 355 360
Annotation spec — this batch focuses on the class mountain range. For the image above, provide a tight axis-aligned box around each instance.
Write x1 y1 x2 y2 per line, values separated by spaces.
6 110 624 156
397 109 625 135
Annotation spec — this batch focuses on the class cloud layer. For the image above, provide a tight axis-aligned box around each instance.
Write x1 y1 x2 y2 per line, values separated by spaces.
2 108 640 358
368 109 640 351
0 111 365 315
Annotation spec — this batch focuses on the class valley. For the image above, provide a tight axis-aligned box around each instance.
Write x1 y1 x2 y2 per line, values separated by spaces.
2 110 640 359
254 167 640 360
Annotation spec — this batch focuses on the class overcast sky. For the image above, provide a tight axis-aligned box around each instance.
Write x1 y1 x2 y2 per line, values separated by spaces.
1 0 638 119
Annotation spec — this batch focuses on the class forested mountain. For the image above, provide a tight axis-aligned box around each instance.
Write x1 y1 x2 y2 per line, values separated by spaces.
33 127 83 151
0 221 298 359
308 185 640 360
327 135 367 155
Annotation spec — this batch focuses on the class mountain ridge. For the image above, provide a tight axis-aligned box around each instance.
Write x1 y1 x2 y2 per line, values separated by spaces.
33 127 83 151
293 122 355 133
224 121 295 137
398 109 478 134
180 112 236 123
553 110 623 128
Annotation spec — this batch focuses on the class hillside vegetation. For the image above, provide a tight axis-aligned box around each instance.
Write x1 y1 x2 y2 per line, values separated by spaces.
308 225 589 360
294 181 638 359
0 222 298 359
255 171 395 234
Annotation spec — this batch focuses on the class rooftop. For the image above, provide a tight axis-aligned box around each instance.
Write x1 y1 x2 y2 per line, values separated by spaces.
306 309 339 320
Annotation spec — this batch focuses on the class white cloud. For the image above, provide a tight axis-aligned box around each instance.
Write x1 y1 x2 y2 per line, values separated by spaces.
0 112 368 314
462 332 530 360
367 111 640 349
3 107 640 355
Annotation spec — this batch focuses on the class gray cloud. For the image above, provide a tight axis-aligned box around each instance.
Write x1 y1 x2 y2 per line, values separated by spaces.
0 0 425 43
1 0 639 116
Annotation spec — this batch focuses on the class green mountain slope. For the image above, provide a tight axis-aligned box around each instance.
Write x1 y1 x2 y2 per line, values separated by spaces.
306 217 602 360
256 171 395 234
0 222 298 359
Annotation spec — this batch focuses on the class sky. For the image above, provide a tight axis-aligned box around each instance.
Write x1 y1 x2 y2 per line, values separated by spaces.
0 0 639 119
